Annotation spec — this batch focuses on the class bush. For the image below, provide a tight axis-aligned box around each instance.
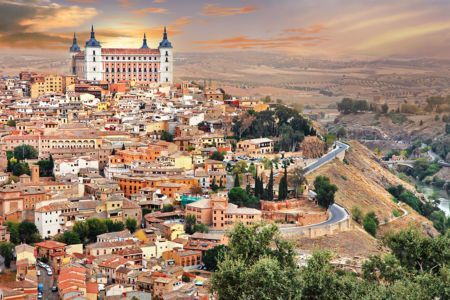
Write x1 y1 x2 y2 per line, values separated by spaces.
162 204 175 212
392 209 402 218
363 212 378 236
351 207 363 224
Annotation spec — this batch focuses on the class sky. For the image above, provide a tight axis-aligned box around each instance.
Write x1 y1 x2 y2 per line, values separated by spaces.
1 0 450 59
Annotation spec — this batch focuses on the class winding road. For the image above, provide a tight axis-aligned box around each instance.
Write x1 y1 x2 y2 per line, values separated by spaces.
304 141 350 175
279 204 349 234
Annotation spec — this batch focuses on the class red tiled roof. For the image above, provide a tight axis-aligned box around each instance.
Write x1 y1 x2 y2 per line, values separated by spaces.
102 48 160 54
35 240 66 249
86 282 98 294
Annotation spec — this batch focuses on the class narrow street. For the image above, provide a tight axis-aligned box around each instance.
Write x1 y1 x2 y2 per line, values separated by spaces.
37 265 58 300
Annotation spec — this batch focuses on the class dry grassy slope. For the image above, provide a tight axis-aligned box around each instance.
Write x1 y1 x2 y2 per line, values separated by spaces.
306 140 435 235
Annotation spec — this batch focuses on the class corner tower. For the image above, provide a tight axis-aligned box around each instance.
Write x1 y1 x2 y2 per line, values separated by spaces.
69 33 80 75
84 25 103 81
158 26 173 84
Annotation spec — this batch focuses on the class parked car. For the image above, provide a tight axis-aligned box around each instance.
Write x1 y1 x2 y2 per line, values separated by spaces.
47 269 53 276
51 286 58 292
37 293 43 299
37 270 41 276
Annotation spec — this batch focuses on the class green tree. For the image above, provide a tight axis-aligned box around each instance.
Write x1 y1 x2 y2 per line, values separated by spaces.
228 187 249 207
6 221 20 244
232 160 248 175
209 151 225 161
363 213 378 236
73 221 90 244
84 218 107 243
181 274 191 283
211 223 301 300
384 227 449 273
104 219 125 232
291 166 306 197
162 204 174 212
211 177 219 192
351 206 363 224
192 223 209 233
12 161 30 176
125 218 138 233
18 221 41 244
160 131 173 142
313 176 338 209
203 244 228 271
121 143 126 150
265 167 274 200
278 165 288 200
55 231 81 245
184 214 197 235
13 145 38 160
6 119 16 127
0 242 15 268
233 172 240 187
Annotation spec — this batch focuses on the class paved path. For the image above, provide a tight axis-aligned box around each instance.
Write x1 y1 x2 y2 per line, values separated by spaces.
304 141 349 175
279 204 349 234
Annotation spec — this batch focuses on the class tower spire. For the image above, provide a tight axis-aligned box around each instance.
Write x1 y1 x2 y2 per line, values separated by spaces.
70 32 80 52
91 25 95 38
158 25 172 49
141 33 149 49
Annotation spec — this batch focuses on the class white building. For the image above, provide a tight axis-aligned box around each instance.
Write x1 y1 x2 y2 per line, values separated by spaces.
35 201 78 238
54 156 99 177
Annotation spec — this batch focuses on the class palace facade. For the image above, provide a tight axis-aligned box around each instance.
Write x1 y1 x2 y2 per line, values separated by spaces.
70 26 173 84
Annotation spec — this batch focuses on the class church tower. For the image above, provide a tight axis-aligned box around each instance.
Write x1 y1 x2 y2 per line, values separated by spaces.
158 26 173 84
84 25 103 81
69 33 80 75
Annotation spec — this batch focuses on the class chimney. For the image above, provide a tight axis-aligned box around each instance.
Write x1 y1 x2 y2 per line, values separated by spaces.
31 165 40 184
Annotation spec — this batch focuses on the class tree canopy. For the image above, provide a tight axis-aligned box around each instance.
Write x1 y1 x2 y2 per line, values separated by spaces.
13 145 38 160
313 176 338 209
232 104 314 144
211 224 450 299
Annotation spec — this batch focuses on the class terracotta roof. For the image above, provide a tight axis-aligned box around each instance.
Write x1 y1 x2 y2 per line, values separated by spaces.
102 48 160 54
35 240 66 249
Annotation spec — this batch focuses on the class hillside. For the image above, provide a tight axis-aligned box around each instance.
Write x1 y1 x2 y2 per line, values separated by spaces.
329 112 446 145
306 140 436 236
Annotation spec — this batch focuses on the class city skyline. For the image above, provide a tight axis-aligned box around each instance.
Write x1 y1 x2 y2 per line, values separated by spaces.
1 0 450 59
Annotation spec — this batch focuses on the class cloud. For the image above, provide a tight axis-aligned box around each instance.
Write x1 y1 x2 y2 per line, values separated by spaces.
284 24 326 34
118 0 133 8
153 0 165 3
67 0 97 3
356 21 450 51
0 0 98 49
201 4 257 17
195 31 325 50
132 7 168 16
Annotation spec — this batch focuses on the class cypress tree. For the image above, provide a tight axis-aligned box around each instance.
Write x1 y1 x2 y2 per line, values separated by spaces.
278 165 288 200
234 173 240 187
246 183 251 195
267 167 274 201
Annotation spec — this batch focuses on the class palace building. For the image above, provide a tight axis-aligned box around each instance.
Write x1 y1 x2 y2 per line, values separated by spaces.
70 26 173 84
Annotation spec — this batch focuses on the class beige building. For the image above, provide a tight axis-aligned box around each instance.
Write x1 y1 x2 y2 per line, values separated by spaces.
30 74 76 99
237 138 274 155
185 195 261 230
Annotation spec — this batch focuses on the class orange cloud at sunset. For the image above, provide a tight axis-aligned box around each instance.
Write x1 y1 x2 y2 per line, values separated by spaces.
132 7 168 15
201 4 257 17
